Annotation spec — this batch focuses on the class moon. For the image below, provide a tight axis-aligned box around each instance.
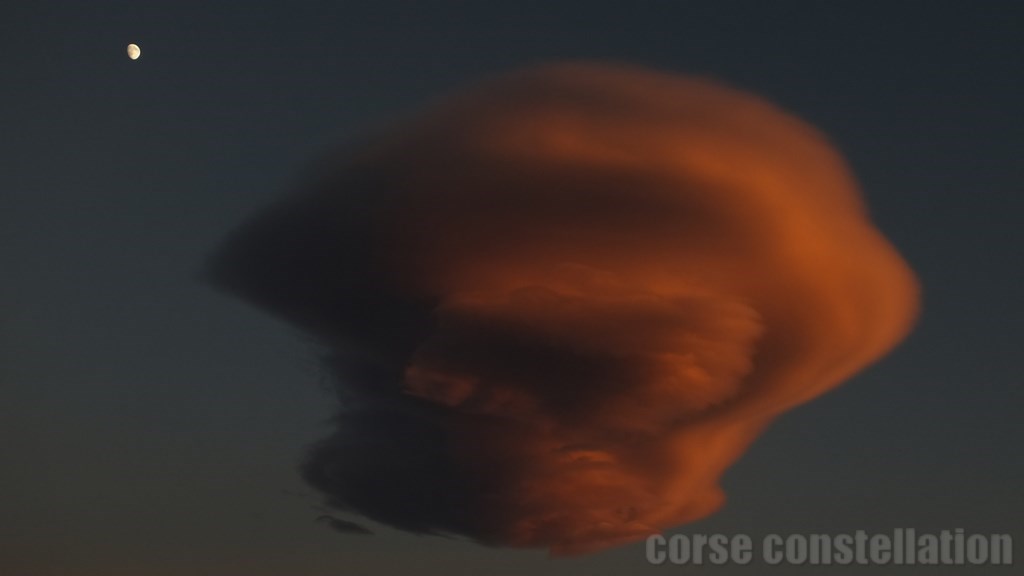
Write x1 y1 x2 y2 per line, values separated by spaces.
127 44 141 60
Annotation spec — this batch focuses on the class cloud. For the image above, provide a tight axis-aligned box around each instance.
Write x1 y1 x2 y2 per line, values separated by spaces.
208 62 919 555
316 515 373 535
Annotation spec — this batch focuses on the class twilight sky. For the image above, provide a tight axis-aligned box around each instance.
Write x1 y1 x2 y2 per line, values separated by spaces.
1 1 1021 575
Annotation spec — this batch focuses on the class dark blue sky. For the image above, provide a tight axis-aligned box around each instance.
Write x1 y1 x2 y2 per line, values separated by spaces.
2 1 1021 574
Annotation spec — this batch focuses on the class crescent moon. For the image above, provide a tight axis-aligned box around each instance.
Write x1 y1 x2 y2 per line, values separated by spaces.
127 44 141 60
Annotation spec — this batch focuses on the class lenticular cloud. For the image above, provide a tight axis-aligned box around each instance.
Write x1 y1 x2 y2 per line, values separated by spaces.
209 62 919 555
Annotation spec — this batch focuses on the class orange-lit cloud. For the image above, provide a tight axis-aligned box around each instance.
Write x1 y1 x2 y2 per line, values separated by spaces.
209 62 919 555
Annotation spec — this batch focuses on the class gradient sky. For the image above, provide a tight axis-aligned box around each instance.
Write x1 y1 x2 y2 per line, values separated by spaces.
1 1 1021 575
